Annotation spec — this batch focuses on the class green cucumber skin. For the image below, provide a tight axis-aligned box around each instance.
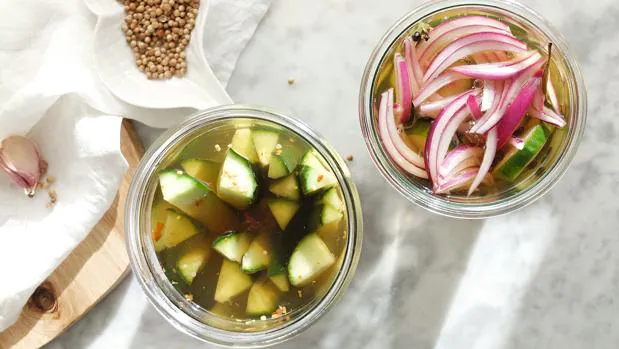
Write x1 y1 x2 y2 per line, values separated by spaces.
159 170 211 207
268 148 298 179
267 155 291 179
269 175 300 201
494 126 548 181
212 231 252 263
217 149 259 210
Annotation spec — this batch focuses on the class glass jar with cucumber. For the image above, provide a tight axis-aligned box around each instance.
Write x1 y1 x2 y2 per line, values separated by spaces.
359 0 587 218
125 105 362 346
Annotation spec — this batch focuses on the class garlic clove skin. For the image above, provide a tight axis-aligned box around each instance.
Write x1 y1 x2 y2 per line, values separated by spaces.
0 136 46 197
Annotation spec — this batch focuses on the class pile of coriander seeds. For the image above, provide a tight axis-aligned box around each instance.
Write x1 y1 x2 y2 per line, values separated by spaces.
120 0 200 80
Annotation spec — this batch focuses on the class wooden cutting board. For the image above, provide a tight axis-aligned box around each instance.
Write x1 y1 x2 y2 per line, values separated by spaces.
0 120 144 349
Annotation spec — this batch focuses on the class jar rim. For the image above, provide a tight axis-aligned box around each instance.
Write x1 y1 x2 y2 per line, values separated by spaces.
125 104 363 347
358 0 587 218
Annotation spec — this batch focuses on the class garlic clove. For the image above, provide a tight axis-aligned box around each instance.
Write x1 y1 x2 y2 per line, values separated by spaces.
0 136 46 197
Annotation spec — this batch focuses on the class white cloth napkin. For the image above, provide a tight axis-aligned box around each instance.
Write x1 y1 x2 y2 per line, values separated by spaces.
0 0 271 331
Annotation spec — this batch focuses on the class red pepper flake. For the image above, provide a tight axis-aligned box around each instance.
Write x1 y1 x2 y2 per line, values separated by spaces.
152 222 164 241
244 212 262 231
317 175 324 182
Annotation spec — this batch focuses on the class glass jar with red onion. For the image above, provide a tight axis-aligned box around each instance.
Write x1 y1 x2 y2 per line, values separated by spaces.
359 0 586 218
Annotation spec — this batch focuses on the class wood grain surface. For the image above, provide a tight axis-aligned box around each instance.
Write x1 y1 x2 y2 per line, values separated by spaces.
0 120 144 349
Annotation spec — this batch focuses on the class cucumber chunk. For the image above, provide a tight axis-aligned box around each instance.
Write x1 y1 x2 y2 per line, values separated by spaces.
493 124 548 182
269 174 300 201
181 159 220 186
267 148 298 179
268 199 300 230
298 150 337 195
246 277 281 316
217 149 259 210
267 257 290 292
212 231 253 263
269 274 290 293
288 234 335 287
160 209 200 248
214 259 253 303
176 238 212 285
151 201 173 252
252 130 279 167
309 204 344 250
241 231 272 274
159 170 239 233
231 128 259 163
316 187 344 211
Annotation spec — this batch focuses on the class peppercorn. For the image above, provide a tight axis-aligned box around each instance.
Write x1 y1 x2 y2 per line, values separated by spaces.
119 0 199 79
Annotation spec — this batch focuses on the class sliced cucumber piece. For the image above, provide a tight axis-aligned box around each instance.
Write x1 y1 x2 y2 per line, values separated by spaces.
309 204 344 249
267 258 290 292
316 187 344 211
214 259 253 303
493 124 548 182
159 170 239 233
176 238 212 285
160 209 200 248
181 158 220 186
267 148 298 179
246 277 281 316
151 201 173 252
405 119 431 153
241 231 272 274
231 128 259 163
210 302 234 317
288 234 335 287
217 149 259 210
252 130 279 167
269 174 300 201
212 231 253 263
298 151 337 195
269 274 290 293
268 199 300 230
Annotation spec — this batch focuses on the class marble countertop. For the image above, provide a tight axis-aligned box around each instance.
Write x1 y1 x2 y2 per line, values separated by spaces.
48 0 619 348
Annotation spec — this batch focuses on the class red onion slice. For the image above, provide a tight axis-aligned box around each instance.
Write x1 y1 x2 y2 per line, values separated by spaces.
394 53 414 123
497 74 542 147
437 104 474 174
532 85 544 112
435 167 480 194
417 15 511 61
404 37 424 93
422 33 527 83
386 91 426 168
472 59 545 134
413 71 467 106
418 25 510 69
440 144 483 178
546 78 561 112
468 127 497 196
378 89 428 178
466 94 483 119
530 106 567 128
451 51 541 80
418 88 481 117
425 90 480 186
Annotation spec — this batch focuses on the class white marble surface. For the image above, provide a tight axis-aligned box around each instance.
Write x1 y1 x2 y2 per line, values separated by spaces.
47 0 619 348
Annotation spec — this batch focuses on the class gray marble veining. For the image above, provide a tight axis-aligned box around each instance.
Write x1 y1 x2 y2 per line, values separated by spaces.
48 0 619 348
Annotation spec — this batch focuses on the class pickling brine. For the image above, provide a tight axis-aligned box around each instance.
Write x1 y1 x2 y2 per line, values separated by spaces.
149 119 347 324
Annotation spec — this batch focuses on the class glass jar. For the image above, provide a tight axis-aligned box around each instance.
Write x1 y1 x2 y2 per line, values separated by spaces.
359 0 587 218
125 105 363 347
